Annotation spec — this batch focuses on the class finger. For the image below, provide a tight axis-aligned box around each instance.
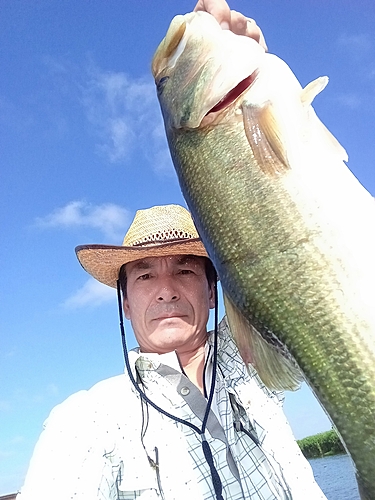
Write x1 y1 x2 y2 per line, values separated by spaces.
193 0 205 11
245 18 268 51
194 0 231 29
229 10 248 36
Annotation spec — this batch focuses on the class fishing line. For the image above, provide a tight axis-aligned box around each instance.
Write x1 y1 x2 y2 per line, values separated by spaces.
116 273 223 500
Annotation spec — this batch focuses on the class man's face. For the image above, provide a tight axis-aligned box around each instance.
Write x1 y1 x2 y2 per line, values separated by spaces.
123 254 215 354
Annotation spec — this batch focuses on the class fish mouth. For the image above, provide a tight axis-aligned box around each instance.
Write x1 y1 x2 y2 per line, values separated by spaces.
206 71 257 115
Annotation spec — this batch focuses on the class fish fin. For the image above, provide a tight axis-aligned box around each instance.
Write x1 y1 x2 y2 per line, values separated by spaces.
310 112 348 161
301 77 348 162
300 76 329 106
316 120 349 162
223 293 304 391
242 101 291 177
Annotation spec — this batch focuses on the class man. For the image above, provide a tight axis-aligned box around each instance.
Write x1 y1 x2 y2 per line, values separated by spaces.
18 2 328 498
19 204 326 500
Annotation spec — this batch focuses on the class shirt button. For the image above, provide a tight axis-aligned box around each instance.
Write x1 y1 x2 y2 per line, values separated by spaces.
180 386 190 396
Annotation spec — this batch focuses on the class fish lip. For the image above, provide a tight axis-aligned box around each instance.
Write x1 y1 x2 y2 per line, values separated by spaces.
206 70 258 116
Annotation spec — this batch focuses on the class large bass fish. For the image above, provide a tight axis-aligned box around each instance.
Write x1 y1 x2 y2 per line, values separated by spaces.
152 11 375 500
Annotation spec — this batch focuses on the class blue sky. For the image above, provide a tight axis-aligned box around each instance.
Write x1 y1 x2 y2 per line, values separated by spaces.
1 0 374 494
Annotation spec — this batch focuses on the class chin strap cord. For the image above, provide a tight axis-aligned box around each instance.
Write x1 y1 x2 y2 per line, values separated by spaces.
116 275 223 500
202 435 223 499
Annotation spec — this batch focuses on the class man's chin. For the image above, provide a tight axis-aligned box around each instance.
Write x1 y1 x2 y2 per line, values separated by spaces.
152 316 189 332
150 326 191 350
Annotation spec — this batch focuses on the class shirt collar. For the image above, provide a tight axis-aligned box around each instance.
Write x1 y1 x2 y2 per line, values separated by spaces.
126 317 247 385
128 348 183 374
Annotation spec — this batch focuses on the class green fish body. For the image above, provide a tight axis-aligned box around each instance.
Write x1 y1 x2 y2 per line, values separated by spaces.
152 12 375 499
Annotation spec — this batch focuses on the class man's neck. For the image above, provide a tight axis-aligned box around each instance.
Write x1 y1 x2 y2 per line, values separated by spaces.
178 345 206 393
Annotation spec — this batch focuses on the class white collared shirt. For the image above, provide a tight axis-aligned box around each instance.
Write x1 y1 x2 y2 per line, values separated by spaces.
18 318 327 500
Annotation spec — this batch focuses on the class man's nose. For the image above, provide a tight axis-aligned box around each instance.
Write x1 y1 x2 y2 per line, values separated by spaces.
156 275 179 302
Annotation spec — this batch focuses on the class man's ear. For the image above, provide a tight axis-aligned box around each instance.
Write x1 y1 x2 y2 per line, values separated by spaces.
123 298 131 319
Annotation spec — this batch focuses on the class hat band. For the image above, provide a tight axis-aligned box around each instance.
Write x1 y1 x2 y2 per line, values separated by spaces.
129 236 198 248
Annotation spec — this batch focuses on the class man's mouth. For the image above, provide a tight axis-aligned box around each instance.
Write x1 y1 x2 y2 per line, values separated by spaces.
155 314 185 321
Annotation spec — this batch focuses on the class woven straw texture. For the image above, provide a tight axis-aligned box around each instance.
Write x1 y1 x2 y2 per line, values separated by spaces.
75 205 208 288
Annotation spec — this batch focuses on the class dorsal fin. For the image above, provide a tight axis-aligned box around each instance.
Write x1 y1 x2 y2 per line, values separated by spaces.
301 76 329 106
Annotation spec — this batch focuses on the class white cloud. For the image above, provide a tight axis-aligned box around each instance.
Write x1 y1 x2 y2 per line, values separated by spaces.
46 383 59 396
337 33 373 54
0 400 11 412
0 449 14 459
35 201 130 241
82 67 173 173
10 435 24 445
2 348 16 358
64 278 115 308
334 92 363 110
36 57 173 173
336 34 375 86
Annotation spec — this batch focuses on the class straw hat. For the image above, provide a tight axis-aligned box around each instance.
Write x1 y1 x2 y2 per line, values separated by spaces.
75 204 209 288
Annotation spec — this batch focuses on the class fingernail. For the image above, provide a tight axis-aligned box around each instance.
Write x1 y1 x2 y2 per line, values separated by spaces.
220 21 230 30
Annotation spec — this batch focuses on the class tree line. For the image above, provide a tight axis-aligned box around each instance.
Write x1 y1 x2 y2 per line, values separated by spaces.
297 429 346 459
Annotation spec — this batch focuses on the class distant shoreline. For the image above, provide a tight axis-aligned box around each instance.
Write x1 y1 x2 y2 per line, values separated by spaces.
297 429 346 459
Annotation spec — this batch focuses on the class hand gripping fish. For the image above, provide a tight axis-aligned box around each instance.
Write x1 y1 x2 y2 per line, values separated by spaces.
152 11 375 500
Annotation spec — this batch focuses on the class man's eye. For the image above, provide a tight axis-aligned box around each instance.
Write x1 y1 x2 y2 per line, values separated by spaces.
138 273 151 281
178 269 193 275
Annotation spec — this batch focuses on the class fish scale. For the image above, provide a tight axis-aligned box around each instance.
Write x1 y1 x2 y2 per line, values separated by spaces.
153 11 375 499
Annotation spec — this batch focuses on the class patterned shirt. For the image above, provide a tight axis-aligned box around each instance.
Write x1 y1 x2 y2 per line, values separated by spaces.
18 319 326 500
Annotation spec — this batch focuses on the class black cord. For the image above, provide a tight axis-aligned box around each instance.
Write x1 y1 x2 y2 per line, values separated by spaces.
117 279 203 433
201 275 223 500
202 275 219 433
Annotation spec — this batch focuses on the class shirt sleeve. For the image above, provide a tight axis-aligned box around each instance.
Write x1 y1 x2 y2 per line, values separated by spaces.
17 389 119 500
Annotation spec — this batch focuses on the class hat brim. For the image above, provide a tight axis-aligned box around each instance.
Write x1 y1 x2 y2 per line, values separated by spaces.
75 239 209 288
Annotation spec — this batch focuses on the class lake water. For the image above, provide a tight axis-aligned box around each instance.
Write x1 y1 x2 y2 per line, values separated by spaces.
309 454 360 500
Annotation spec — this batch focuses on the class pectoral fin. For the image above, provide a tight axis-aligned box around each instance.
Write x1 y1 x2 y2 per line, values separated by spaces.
223 293 303 391
242 100 291 177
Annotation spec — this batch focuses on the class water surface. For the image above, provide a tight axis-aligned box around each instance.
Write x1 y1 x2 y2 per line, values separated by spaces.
309 454 360 500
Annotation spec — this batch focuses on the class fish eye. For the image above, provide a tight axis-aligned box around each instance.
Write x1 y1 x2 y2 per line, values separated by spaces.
156 76 169 95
